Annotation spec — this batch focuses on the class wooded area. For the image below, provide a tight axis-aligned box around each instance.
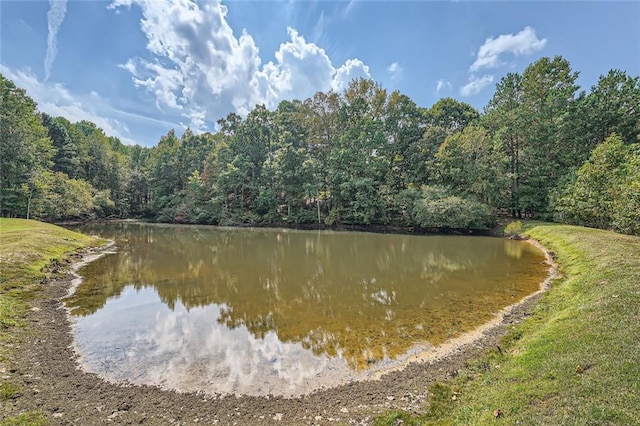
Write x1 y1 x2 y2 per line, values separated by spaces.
1 56 639 233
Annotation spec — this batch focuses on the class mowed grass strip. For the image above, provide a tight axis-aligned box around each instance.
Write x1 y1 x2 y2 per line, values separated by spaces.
0 219 101 421
0 217 100 336
376 223 640 425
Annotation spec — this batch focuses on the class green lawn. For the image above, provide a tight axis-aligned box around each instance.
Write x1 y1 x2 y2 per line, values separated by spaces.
1 216 100 332
377 223 640 425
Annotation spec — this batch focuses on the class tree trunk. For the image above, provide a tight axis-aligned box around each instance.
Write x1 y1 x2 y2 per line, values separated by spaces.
26 185 34 220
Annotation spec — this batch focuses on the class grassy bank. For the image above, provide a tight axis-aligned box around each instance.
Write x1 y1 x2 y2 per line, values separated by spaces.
0 218 101 423
378 223 640 425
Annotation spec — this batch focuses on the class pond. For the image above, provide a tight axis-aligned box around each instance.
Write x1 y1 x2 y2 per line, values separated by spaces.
66 222 548 396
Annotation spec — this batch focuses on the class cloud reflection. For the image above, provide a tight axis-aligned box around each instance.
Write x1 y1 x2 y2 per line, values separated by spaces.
73 286 353 396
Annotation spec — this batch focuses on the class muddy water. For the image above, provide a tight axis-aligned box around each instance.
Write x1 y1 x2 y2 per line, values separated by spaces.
66 222 548 396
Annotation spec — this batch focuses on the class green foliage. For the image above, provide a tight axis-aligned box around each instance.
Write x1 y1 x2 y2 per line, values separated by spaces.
483 57 583 218
0 74 53 217
28 171 96 221
503 220 523 237
483 72 526 217
426 97 480 133
337 178 386 224
381 92 427 190
391 187 421 226
2 58 639 232
412 186 496 230
42 113 80 178
520 56 579 216
436 125 507 205
553 134 640 234
612 150 640 234
93 189 116 217
586 69 640 146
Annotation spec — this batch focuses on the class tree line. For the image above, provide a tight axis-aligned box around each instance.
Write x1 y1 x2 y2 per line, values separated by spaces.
1 55 639 234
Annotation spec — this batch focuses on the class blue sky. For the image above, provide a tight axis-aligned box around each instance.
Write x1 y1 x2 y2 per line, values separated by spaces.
1 1 639 147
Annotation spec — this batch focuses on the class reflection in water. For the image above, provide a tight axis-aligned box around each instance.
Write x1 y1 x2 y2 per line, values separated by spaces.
504 239 526 259
75 287 349 396
67 223 548 395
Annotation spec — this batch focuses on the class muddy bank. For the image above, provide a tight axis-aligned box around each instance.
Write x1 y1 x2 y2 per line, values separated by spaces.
1 243 554 425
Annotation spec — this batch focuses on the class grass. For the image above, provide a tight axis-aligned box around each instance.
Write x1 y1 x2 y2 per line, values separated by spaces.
0 382 20 400
375 383 456 426
375 223 640 425
0 218 102 422
0 412 47 426
0 219 100 327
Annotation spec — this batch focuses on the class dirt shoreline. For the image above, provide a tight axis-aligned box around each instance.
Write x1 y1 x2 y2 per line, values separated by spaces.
2 240 556 425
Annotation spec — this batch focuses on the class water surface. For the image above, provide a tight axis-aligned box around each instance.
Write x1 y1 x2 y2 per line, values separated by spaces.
67 223 548 395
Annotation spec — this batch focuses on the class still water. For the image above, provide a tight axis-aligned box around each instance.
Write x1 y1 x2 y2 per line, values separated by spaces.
67 222 548 396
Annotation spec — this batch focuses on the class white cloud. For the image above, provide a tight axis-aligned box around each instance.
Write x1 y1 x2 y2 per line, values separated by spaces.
436 79 452 94
331 58 371 92
460 74 494 97
0 64 177 145
256 27 336 106
470 26 547 72
108 0 372 131
108 0 263 128
387 62 402 80
459 26 543 97
45 0 68 81
118 59 137 75
344 0 358 18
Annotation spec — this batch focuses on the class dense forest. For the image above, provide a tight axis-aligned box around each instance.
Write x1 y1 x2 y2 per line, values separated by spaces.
1 56 639 234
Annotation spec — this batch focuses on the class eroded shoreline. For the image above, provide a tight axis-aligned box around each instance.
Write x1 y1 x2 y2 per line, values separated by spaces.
2 238 556 425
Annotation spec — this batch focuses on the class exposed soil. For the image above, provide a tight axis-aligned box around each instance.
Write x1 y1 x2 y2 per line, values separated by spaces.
1 242 555 425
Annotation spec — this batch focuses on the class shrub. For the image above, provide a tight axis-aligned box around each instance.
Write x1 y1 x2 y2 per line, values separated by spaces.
504 220 523 238
412 186 496 230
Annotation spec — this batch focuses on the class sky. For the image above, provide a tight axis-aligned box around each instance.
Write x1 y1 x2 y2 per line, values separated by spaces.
1 1 639 147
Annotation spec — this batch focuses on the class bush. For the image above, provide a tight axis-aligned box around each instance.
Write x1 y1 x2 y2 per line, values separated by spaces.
553 134 640 235
30 171 96 221
504 220 523 238
412 186 496 230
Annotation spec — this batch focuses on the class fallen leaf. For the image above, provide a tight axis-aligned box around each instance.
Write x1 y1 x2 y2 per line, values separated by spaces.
575 365 584 374
493 409 502 418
